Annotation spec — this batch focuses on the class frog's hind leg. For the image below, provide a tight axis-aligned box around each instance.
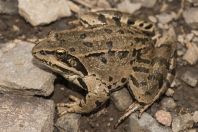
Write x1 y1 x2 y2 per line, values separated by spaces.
57 75 110 116
114 102 142 128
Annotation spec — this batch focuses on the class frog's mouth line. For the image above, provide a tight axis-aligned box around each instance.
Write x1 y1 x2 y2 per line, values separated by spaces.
32 51 86 77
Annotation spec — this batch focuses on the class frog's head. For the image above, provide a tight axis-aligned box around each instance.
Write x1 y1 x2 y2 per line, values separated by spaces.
32 35 88 78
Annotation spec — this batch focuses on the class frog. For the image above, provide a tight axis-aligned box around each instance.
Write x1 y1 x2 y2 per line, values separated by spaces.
32 10 176 128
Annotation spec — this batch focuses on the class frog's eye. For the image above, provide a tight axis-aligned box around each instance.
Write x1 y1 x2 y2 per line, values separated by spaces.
56 49 66 57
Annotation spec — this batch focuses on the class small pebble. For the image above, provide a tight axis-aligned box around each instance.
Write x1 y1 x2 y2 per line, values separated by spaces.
165 88 175 97
109 117 114 121
160 97 177 110
148 16 157 23
181 70 198 87
193 111 198 123
172 113 194 132
155 110 172 126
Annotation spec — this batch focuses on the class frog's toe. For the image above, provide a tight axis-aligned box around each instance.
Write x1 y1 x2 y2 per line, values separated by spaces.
57 101 83 115
68 95 81 102
115 102 141 128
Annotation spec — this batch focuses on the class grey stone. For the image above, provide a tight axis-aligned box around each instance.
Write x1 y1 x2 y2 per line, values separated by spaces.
183 8 198 29
129 113 172 132
193 111 198 123
176 42 186 57
132 0 157 8
180 69 198 87
111 88 133 111
160 97 177 110
172 113 194 132
183 42 198 65
0 94 54 132
188 129 197 132
156 12 176 24
117 0 141 14
165 88 175 97
0 0 18 14
191 0 198 6
55 113 80 132
18 0 72 26
0 40 55 96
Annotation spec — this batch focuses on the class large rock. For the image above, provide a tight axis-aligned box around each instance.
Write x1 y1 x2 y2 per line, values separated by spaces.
0 40 55 96
0 0 18 14
172 113 194 132
111 88 133 111
132 0 157 8
183 43 198 65
129 113 172 132
0 94 54 132
180 68 198 87
117 0 141 14
18 0 72 26
183 8 198 29
55 113 80 132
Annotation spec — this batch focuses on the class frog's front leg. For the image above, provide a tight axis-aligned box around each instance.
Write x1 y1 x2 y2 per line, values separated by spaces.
58 75 109 116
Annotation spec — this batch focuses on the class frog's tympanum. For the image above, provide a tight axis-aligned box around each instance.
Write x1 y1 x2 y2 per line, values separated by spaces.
32 10 176 127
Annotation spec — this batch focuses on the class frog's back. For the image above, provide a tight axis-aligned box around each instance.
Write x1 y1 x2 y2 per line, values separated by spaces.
55 25 155 87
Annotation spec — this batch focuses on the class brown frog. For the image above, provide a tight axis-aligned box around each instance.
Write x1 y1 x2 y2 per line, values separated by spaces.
32 10 176 127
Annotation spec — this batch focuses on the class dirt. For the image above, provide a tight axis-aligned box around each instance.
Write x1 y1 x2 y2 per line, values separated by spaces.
1 1 198 132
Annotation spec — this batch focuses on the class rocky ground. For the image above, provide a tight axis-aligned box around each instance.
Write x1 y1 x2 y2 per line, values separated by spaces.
0 0 198 132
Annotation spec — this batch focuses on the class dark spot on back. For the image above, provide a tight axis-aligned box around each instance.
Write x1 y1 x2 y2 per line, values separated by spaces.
98 14 106 23
117 51 129 59
131 42 134 46
85 52 105 57
83 42 93 47
108 50 116 56
106 41 113 50
136 58 151 64
104 28 113 34
80 33 86 39
69 47 75 52
139 23 144 27
126 30 135 35
130 75 139 87
109 76 113 82
147 73 163 83
127 19 135 25
169 68 176 76
145 91 152 95
133 66 149 73
132 49 141 57
60 39 66 43
79 101 82 107
112 17 121 26
117 29 124 34
145 24 153 29
100 57 107 64
140 81 147 86
130 60 134 65
121 78 127 83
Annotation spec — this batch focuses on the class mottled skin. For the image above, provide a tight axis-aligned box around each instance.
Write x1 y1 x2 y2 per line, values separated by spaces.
32 10 176 127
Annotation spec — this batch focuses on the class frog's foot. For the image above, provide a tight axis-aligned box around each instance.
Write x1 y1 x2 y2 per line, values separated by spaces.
58 75 110 116
114 102 142 128
57 95 82 116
